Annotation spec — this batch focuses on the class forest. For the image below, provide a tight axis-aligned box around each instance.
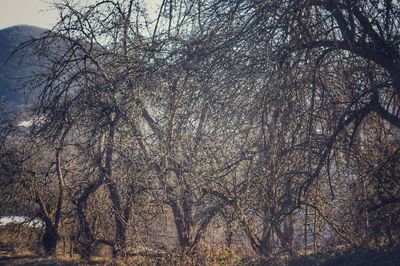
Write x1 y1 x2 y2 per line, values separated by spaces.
0 0 400 264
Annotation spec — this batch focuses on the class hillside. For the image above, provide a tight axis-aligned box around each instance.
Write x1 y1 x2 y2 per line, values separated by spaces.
0 25 45 109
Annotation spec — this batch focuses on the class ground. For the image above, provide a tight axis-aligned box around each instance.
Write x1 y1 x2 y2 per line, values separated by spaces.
1 225 400 265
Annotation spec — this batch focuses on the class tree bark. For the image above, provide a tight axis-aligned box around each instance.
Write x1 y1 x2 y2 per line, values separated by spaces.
35 149 64 256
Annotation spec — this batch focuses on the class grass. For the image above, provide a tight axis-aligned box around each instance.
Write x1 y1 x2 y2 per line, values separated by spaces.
1 226 400 265
2 246 400 265
276 245 400 266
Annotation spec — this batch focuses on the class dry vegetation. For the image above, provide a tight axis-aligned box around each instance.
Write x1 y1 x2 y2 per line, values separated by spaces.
1 0 400 265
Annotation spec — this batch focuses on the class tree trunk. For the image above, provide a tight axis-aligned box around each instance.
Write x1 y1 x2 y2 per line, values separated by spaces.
103 116 127 258
283 215 294 255
257 224 275 261
42 221 59 256
107 181 125 258
35 149 64 257
169 199 191 248
76 179 102 260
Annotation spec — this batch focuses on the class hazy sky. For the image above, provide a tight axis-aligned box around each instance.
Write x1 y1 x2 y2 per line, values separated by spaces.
0 0 59 29
0 0 160 30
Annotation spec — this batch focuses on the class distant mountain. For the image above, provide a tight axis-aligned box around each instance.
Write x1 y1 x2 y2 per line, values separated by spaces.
0 25 46 110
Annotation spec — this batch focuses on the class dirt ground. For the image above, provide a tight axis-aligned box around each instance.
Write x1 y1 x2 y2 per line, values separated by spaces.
0 255 78 266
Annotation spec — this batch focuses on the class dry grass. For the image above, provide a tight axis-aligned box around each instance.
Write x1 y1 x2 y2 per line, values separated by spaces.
2 226 399 265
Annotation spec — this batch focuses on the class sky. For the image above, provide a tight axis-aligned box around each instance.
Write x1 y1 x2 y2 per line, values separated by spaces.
0 0 160 30
0 0 59 29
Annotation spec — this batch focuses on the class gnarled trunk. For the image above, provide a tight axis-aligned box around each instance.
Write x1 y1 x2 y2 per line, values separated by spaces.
35 149 64 256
